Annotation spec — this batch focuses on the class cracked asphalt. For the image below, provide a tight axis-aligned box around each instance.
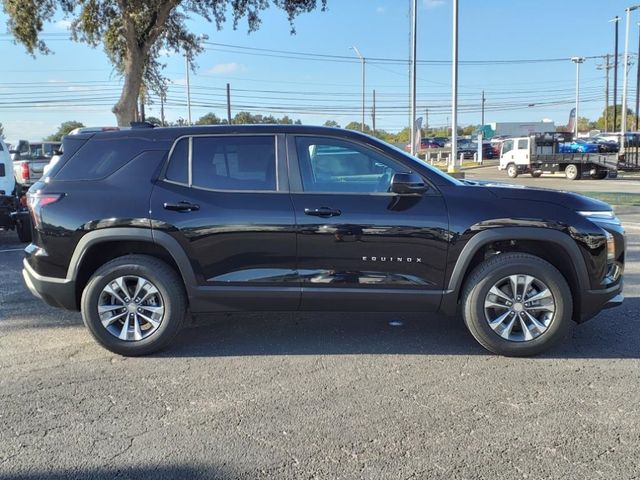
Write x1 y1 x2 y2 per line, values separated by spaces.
1 209 639 480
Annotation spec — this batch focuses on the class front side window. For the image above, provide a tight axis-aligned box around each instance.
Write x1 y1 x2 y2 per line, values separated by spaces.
501 139 514 154
190 136 276 191
295 136 408 193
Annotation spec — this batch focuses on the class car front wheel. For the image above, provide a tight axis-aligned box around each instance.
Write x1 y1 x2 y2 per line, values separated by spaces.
81 255 186 356
506 163 518 178
461 252 572 356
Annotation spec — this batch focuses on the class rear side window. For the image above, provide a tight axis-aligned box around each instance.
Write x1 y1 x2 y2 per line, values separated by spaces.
165 138 189 184
187 136 276 191
517 139 528 150
55 137 146 181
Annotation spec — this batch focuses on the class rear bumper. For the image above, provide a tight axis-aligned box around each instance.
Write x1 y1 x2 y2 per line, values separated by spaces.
22 258 78 311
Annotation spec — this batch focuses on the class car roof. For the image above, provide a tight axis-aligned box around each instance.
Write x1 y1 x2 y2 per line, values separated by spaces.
88 124 367 142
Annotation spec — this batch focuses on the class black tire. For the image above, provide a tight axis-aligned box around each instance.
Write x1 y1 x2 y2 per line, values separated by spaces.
506 163 518 178
81 255 186 356
591 170 608 180
530 171 542 178
15 217 32 243
461 252 573 357
565 164 580 180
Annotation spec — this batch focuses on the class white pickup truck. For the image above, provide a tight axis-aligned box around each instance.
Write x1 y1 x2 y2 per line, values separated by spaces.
11 140 61 193
498 133 617 180
0 140 31 242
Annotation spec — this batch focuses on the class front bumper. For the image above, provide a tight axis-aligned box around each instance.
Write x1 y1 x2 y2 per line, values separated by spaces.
22 258 78 311
577 280 624 323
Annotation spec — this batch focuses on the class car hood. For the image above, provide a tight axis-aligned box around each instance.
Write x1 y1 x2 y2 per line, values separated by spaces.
463 180 611 211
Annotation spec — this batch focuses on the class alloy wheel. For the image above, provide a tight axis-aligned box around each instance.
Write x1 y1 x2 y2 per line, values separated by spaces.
483 274 555 342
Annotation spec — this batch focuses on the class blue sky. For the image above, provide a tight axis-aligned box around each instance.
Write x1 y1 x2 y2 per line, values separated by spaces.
0 0 637 141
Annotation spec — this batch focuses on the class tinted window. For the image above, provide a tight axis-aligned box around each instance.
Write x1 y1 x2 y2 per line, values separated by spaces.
295 136 408 193
165 138 189 184
517 139 528 150
56 137 146 181
191 136 276 191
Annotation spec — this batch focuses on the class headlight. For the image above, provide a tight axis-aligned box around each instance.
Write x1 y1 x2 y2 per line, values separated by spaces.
577 210 621 225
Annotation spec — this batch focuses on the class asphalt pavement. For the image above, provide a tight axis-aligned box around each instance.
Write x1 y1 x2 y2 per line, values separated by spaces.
1 205 639 479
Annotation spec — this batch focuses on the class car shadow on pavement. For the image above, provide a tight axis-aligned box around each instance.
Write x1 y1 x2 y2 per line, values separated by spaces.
0 464 234 480
159 296 640 359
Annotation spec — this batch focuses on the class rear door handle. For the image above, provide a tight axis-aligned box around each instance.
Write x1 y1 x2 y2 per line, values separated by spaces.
163 201 200 212
304 207 341 218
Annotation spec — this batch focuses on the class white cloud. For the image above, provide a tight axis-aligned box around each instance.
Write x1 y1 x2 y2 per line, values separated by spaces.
207 63 247 75
54 19 72 30
424 0 446 8
376 6 385 14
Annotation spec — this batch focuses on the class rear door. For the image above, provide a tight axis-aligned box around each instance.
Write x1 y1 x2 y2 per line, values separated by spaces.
150 133 299 312
287 134 449 312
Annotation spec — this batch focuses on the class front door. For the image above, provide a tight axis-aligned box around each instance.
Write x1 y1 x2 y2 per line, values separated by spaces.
287 135 449 312
150 133 299 312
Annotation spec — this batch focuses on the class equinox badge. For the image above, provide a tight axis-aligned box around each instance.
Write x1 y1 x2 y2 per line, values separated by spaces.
362 256 422 263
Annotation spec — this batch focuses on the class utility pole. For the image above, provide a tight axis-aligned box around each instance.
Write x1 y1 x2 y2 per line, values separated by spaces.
481 90 486 126
409 0 418 156
160 93 166 127
598 54 611 131
351 46 366 132
226 83 232 124
612 16 621 130
635 23 640 130
425 107 429 132
139 96 146 122
372 89 376 134
185 53 192 125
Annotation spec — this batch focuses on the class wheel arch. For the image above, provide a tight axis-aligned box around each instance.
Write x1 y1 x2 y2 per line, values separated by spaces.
442 227 588 318
69 228 197 309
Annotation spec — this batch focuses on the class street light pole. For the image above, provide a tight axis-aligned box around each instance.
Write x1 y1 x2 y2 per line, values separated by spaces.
621 6 640 150
635 22 640 130
185 53 192 125
351 46 365 132
571 57 585 137
410 0 418 156
612 16 620 130
449 0 459 172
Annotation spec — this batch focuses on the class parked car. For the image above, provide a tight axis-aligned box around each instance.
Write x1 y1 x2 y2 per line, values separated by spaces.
12 140 61 192
557 139 600 154
23 124 624 357
585 137 619 153
0 139 31 242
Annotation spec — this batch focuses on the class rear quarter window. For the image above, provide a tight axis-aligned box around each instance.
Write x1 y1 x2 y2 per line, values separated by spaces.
55 137 150 181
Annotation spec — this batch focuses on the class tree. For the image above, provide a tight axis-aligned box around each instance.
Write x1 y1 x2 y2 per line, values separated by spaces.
45 121 85 141
324 120 340 128
145 116 163 126
594 105 638 131
3 1 327 126
196 112 223 125
0 122 4 140
345 122 373 134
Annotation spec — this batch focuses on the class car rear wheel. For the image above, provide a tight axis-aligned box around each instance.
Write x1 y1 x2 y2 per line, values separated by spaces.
15 216 31 243
461 252 572 356
81 255 186 356
530 171 542 178
591 170 608 180
565 164 580 180
506 163 518 178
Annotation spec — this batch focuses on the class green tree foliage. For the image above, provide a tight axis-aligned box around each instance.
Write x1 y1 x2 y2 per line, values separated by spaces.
145 116 163 126
594 105 638 131
231 111 302 125
196 112 223 125
0 122 4 140
45 121 85 141
344 122 373 134
3 0 326 126
323 120 340 128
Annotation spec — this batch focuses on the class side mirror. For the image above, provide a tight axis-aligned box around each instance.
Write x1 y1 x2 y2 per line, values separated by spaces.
390 172 428 195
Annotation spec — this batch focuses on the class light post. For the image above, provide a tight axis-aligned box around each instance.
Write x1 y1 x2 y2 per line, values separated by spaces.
611 16 620 130
409 0 418 156
448 0 459 173
571 57 585 137
351 46 365 132
185 53 192 125
621 5 640 151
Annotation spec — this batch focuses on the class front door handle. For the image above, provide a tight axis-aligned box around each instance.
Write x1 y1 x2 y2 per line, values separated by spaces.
304 207 341 218
163 201 200 212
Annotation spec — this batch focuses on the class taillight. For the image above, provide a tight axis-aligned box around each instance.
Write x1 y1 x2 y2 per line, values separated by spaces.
27 193 63 228
20 161 30 181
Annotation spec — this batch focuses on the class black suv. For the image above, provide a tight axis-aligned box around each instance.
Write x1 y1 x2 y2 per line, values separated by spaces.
22 125 625 356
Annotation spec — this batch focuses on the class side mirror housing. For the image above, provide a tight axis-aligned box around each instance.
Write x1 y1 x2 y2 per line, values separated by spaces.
390 172 428 195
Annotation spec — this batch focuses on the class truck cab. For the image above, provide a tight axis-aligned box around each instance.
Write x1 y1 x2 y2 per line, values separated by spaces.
498 137 531 177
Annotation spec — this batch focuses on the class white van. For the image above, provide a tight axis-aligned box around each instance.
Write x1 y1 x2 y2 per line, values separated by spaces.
0 139 15 197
